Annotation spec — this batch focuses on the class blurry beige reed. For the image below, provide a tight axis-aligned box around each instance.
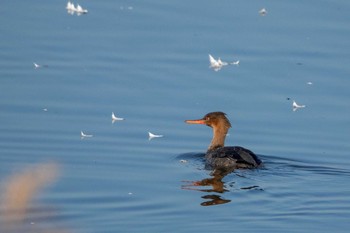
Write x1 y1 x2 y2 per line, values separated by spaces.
0 163 59 231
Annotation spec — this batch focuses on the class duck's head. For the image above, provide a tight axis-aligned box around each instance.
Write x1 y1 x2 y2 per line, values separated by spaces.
185 112 231 129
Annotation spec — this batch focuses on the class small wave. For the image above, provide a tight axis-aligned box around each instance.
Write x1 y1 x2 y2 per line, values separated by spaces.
260 154 350 177
175 152 205 160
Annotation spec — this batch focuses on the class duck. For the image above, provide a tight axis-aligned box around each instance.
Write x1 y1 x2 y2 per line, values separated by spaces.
185 112 261 169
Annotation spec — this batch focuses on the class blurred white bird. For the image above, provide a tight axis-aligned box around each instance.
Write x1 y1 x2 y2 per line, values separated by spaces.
209 54 240 71
231 60 240 65
66 1 88 15
209 54 227 71
292 100 306 111
66 1 75 11
148 132 163 140
259 8 267 16
76 4 88 13
112 112 124 123
33 62 41 69
81 131 93 138
33 62 48 68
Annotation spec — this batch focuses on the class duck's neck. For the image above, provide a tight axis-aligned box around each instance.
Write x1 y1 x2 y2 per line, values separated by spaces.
208 125 228 151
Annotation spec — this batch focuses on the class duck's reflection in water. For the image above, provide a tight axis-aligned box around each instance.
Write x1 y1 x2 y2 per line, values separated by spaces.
200 195 231 206
182 168 232 206
182 168 261 206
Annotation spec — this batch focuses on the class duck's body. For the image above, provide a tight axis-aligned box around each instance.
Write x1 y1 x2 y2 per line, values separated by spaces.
206 146 261 169
185 112 261 169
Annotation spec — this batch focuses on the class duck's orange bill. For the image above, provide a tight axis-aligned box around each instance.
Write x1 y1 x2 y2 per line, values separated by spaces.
185 119 206 124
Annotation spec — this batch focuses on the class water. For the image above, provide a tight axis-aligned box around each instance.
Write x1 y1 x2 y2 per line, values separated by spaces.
1 0 350 232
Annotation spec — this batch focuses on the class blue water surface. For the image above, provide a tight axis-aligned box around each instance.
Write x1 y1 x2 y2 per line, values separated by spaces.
0 0 350 232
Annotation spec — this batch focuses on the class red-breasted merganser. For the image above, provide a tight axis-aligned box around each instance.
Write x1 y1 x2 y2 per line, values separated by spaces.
185 112 261 169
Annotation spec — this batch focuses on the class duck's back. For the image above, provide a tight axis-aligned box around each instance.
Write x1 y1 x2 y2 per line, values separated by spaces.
205 146 261 169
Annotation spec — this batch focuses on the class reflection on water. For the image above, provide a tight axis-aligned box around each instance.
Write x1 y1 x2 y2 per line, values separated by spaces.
179 152 263 206
182 168 231 206
180 152 350 208
182 168 264 206
200 195 231 206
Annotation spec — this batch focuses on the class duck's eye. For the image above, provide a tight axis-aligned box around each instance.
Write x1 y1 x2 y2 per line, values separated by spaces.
206 117 210 121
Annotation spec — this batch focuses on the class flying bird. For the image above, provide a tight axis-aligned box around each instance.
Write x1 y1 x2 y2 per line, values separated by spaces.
292 100 306 111
112 112 124 123
66 1 88 15
209 54 227 71
81 131 93 139
148 132 163 140
259 8 267 16
33 63 41 69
